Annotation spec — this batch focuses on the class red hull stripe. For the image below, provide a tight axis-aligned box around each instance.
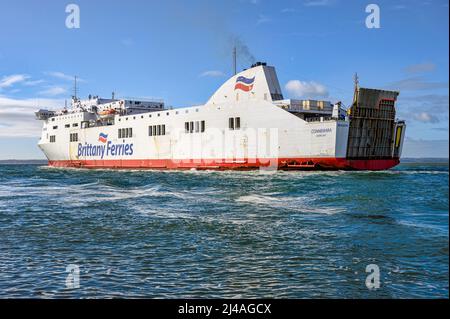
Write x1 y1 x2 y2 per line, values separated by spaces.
47 157 400 171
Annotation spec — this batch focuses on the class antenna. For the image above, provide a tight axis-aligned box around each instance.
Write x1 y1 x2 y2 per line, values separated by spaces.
233 46 237 76
352 72 359 109
73 76 78 100
353 72 359 91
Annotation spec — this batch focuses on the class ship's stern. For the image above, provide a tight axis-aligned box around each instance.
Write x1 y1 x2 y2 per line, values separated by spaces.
344 87 406 170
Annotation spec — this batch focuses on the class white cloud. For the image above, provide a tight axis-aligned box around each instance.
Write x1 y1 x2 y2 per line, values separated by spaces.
285 80 329 99
45 71 84 82
0 74 30 88
397 94 448 125
200 70 226 77
281 8 296 13
392 4 407 10
24 79 45 86
413 112 439 123
385 77 448 91
38 86 68 96
303 0 334 7
256 14 271 25
404 62 436 74
0 95 63 137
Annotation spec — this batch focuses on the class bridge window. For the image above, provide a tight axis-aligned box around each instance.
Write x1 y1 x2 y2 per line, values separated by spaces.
50 135 56 143
271 93 283 101
53 125 58 130
201 120 205 132
65 124 70 128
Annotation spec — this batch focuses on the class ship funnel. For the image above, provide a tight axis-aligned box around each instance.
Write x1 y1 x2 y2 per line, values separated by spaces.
251 62 267 68
207 63 283 104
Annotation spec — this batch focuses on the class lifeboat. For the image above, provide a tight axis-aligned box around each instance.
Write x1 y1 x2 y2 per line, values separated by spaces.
98 109 116 117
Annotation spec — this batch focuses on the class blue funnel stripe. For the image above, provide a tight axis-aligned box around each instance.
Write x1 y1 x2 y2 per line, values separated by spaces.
236 76 255 85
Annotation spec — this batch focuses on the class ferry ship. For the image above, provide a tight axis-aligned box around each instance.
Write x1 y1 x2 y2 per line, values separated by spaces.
35 62 406 170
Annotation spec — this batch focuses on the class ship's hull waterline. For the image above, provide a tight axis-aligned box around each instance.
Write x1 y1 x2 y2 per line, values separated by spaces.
47 157 400 171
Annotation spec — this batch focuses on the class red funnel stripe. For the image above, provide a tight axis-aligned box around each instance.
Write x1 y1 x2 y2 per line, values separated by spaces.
234 83 254 92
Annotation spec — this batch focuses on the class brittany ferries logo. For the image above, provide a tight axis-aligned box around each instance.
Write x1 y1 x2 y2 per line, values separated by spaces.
234 76 255 92
98 133 108 143
77 132 134 159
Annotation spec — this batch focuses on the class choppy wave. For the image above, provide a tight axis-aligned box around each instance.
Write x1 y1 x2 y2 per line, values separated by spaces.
0 163 448 298
235 194 344 215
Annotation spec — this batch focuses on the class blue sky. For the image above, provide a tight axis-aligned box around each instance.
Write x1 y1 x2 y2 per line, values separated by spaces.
0 0 448 159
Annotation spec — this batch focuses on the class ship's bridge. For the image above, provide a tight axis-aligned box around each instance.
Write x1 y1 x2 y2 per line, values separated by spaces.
76 95 165 115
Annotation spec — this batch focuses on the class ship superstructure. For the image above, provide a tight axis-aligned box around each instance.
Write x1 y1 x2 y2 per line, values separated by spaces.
35 62 406 170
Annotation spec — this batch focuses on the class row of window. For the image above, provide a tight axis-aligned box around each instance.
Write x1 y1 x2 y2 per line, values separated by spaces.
53 123 78 130
49 118 241 143
185 121 205 134
229 117 241 130
118 108 200 122
118 128 133 139
70 133 78 142
149 125 166 136
51 115 82 121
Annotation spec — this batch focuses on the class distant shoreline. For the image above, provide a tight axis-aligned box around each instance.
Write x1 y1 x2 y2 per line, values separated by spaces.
400 158 449 164
0 158 448 165
0 160 48 165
